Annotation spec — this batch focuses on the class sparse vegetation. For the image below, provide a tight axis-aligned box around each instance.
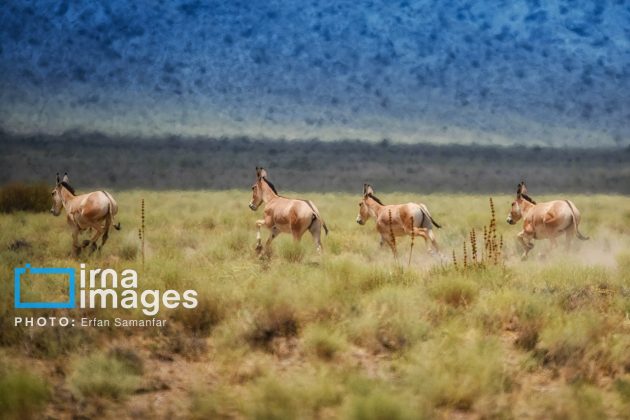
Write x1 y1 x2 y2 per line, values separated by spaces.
0 356 49 420
0 190 629 418
68 352 142 400
0 182 50 213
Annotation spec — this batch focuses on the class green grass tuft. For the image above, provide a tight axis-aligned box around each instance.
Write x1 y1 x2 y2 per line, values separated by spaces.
68 353 141 400
0 360 49 420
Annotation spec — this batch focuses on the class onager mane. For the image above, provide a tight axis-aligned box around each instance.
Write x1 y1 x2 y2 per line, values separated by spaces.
521 193 536 204
262 177 278 194
367 193 384 205
60 181 76 195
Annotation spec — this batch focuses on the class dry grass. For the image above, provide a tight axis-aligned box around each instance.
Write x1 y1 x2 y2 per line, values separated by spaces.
0 190 629 418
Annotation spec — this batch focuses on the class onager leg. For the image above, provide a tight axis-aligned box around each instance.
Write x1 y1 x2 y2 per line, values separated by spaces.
255 219 266 254
517 231 534 259
410 227 433 254
564 229 574 251
308 218 323 253
100 216 112 250
381 234 398 259
424 228 444 260
86 223 105 254
263 226 280 255
71 227 81 257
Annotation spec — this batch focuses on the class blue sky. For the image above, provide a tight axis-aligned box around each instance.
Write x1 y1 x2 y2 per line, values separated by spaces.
1 0 629 147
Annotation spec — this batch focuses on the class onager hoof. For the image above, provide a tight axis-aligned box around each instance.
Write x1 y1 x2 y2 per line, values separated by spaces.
89 242 98 254
255 243 263 255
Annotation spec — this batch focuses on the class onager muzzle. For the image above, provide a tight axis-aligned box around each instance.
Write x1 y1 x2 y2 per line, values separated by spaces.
249 202 257 211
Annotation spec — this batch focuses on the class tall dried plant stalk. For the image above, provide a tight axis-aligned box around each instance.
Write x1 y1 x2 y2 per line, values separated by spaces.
408 217 415 268
139 198 145 270
451 196 504 272
388 209 398 263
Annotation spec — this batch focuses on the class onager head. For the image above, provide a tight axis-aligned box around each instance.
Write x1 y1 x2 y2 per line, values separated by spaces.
50 172 71 216
249 166 269 211
356 184 376 225
507 181 536 225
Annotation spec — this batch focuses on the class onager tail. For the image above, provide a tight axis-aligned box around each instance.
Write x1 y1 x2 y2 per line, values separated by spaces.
419 207 442 229
305 200 328 235
102 191 121 230
564 200 589 240
428 214 442 229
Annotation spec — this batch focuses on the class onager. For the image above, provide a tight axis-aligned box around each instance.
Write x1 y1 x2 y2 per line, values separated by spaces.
50 173 120 256
248 167 328 255
506 181 588 259
356 184 441 257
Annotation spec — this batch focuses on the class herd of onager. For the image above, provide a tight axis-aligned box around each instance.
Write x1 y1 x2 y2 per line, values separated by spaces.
49 168 589 260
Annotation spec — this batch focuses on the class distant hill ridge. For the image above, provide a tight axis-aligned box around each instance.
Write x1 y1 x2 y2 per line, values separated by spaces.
1 131 628 194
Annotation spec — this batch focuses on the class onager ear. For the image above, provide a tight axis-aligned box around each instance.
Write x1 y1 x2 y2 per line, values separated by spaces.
56 172 60 184
62 172 69 183
364 184 374 196
259 168 268 179
520 181 529 196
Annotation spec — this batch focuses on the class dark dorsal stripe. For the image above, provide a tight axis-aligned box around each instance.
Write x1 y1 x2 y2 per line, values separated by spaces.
521 193 536 204
262 177 278 194
60 181 76 195
300 199 316 213
367 193 384 205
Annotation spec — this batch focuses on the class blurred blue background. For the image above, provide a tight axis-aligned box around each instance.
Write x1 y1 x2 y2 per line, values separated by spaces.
1 0 629 147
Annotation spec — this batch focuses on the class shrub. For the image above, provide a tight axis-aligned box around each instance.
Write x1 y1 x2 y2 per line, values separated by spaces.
108 347 144 375
0 364 49 420
242 371 344 419
349 287 430 353
189 386 238 419
343 392 417 420
170 294 224 336
21 322 96 358
0 182 50 213
537 311 605 367
404 331 511 411
152 323 208 360
68 353 141 400
279 240 307 263
245 303 300 350
303 324 347 360
473 290 549 351
118 242 138 261
247 377 298 419
429 275 479 308
528 384 607 419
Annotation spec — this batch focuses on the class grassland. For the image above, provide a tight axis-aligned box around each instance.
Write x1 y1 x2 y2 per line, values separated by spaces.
1 190 630 419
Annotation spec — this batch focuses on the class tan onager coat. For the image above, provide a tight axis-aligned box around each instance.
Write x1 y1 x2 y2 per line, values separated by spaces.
506 181 588 259
50 173 120 256
249 167 328 254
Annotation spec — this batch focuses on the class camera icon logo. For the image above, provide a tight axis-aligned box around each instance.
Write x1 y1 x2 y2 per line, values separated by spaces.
14 264 76 309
